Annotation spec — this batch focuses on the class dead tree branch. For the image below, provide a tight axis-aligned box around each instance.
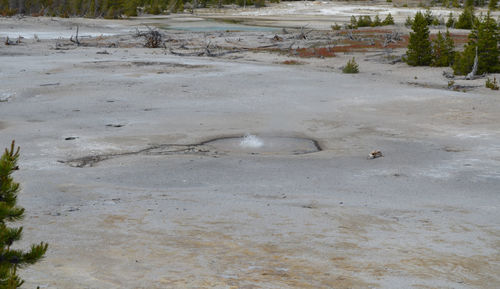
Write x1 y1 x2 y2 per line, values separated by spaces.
135 26 164 48
169 42 245 57
383 31 401 47
70 25 80 46
466 47 478 80
295 25 313 40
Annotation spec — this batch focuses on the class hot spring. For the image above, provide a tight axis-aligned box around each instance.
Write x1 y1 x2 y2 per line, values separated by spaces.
204 134 321 155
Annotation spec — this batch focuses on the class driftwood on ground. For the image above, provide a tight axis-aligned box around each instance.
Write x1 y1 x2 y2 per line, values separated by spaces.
169 42 244 57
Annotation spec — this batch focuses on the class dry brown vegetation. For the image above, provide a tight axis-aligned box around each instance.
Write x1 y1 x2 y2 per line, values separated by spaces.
281 59 303 65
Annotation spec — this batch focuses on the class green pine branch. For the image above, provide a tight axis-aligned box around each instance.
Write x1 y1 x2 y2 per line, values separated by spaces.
0 141 48 289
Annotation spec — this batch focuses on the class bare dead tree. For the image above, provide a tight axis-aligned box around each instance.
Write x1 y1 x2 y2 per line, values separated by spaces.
70 25 80 46
383 31 401 47
346 29 356 41
191 0 197 13
466 47 478 80
295 25 313 40
135 26 163 48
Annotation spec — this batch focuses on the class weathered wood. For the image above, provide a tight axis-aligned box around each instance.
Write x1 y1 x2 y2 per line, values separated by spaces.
70 25 80 46
135 26 163 48
466 47 478 80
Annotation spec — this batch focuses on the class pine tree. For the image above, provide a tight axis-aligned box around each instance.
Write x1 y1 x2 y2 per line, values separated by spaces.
405 15 414 27
87 0 95 17
0 141 48 289
350 15 358 29
372 15 382 27
455 7 476 29
474 12 499 72
489 0 498 10
446 12 455 28
123 0 138 16
445 30 456 62
453 12 500 74
432 30 455 66
424 8 434 25
383 13 395 25
406 11 433 66
357 15 372 27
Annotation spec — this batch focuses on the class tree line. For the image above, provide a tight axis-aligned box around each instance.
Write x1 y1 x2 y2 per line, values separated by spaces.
1 0 275 17
405 10 499 76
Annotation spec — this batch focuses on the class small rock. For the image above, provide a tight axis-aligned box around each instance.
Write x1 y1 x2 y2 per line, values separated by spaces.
0 92 14 102
368 150 383 159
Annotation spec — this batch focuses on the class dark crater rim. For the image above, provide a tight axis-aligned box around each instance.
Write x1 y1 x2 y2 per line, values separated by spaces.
63 134 322 168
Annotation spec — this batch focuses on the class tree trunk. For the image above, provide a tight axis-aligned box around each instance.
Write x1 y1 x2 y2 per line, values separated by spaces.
466 46 478 80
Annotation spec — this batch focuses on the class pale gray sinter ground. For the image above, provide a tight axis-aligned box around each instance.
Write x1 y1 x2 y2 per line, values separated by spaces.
0 7 499 289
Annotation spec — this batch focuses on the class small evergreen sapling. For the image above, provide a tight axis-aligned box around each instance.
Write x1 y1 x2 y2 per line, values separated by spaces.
342 57 359 73
405 16 414 27
372 15 382 27
383 13 395 25
485 77 499 90
424 8 434 25
0 141 48 289
446 12 455 28
357 15 372 27
349 15 358 29
331 23 342 30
